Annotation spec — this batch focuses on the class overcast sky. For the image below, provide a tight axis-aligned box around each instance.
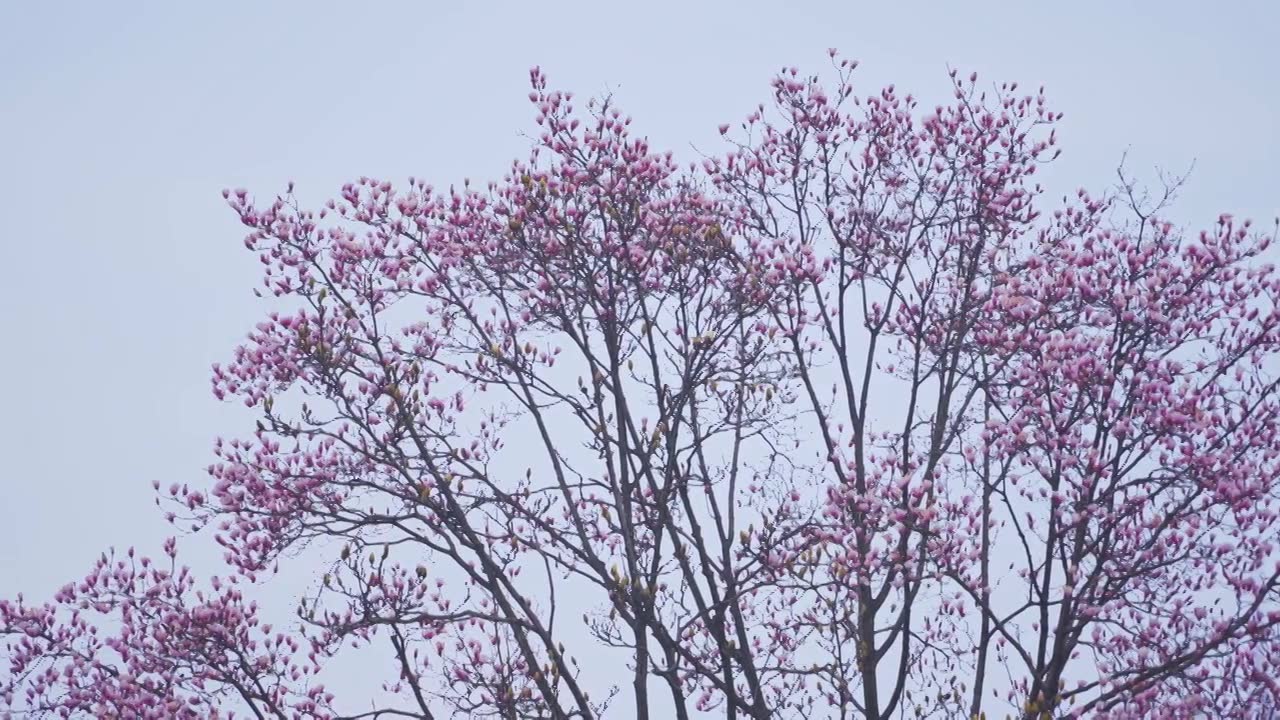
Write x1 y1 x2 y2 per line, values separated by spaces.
2 0 1277 711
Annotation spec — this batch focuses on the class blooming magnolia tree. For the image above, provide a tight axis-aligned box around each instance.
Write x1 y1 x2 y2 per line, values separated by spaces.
6 55 1280 719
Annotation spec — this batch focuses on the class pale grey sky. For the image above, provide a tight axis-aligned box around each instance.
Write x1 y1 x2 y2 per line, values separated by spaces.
1 0 1277 712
